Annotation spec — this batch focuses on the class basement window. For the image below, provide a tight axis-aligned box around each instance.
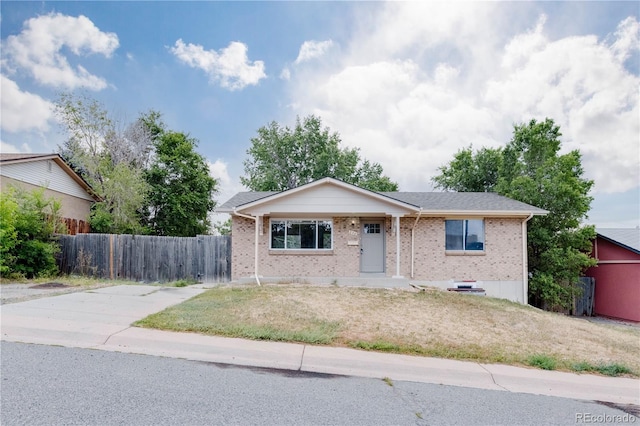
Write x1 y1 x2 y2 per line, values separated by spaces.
270 220 333 250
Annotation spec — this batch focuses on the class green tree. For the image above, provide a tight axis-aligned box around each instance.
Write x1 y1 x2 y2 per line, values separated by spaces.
213 218 232 236
241 115 398 191
0 188 65 277
144 131 218 236
54 93 152 234
433 118 596 310
432 146 503 192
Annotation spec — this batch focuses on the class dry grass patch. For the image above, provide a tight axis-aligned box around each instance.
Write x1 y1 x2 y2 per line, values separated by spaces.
135 284 640 375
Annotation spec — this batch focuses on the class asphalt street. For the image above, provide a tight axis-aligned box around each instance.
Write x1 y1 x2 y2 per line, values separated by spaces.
1 342 635 426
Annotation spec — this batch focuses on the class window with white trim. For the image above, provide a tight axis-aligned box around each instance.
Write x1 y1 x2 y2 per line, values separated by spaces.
270 220 333 250
445 219 484 251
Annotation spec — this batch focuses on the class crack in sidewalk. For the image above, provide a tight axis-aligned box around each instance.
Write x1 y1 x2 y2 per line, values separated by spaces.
298 345 306 371
99 325 132 347
479 364 510 391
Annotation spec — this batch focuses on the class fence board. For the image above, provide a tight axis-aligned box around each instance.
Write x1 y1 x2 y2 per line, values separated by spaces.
573 277 595 316
57 234 231 283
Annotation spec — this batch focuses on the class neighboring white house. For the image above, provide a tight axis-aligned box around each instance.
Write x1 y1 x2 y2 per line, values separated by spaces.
0 153 99 234
217 177 548 304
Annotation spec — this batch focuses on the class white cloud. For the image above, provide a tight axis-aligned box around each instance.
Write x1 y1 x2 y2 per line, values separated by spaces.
286 4 639 196
2 13 119 90
1 140 32 154
610 16 640 63
1 75 54 133
295 40 334 64
208 158 242 209
207 159 231 185
171 39 266 90
207 159 245 227
485 16 640 193
280 67 291 81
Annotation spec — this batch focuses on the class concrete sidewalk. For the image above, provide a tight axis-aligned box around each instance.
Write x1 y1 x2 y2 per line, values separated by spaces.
1 285 638 406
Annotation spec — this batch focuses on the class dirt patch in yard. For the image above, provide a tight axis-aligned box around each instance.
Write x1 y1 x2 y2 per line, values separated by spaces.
29 282 70 289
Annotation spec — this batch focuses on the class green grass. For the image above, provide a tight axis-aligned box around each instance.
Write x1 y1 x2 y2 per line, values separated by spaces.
526 356 635 377
134 286 341 345
527 354 557 370
349 339 522 366
351 340 403 352
571 361 633 376
170 279 198 287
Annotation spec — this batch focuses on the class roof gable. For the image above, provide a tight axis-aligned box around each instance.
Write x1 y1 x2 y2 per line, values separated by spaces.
220 178 418 216
596 228 640 254
217 177 548 217
1 153 100 201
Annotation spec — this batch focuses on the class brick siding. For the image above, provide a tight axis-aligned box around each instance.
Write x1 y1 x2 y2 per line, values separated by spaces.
396 217 523 281
231 215 523 282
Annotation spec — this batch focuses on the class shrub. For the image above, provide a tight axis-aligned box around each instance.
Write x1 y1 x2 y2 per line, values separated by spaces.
1 188 65 278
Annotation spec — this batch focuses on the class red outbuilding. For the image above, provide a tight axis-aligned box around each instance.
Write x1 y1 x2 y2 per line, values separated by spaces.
585 228 640 322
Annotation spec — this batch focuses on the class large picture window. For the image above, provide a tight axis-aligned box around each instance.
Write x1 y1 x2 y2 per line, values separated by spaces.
445 219 484 251
271 220 332 250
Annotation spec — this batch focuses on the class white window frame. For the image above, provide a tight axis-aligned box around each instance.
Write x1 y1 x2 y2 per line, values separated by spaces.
270 219 333 250
445 219 485 252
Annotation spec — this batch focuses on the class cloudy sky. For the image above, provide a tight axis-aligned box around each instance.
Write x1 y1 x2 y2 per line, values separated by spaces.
1 2 638 228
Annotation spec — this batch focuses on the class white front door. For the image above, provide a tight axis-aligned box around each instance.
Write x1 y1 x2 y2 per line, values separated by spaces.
360 221 385 273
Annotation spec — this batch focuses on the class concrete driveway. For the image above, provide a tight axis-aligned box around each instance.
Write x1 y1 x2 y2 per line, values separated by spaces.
0 285 206 347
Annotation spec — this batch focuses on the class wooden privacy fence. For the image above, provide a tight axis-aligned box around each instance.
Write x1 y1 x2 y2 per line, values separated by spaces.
573 276 595 317
57 234 231 283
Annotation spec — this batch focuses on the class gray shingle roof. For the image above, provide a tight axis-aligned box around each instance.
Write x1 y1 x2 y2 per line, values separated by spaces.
218 192 278 211
380 192 547 213
596 228 640 254
217 189 547 215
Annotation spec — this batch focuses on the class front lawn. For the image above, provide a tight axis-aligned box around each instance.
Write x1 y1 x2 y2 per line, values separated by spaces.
134 284 640 376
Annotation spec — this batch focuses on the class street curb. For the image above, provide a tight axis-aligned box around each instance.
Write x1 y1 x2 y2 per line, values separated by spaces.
98 328 640 405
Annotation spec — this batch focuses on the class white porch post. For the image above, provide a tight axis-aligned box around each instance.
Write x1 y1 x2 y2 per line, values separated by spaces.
254 215 261 284
393 215 404 278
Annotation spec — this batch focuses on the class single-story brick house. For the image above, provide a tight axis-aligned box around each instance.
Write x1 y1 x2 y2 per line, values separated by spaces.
217 177 547 304
585 228 640 322
0 153 99 234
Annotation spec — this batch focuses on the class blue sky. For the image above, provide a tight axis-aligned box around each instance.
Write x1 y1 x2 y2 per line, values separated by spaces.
1 1 638 228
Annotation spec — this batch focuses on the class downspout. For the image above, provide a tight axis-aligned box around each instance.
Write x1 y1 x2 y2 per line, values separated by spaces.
522 213 534 305
410 208 423 279
233 210 261 286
